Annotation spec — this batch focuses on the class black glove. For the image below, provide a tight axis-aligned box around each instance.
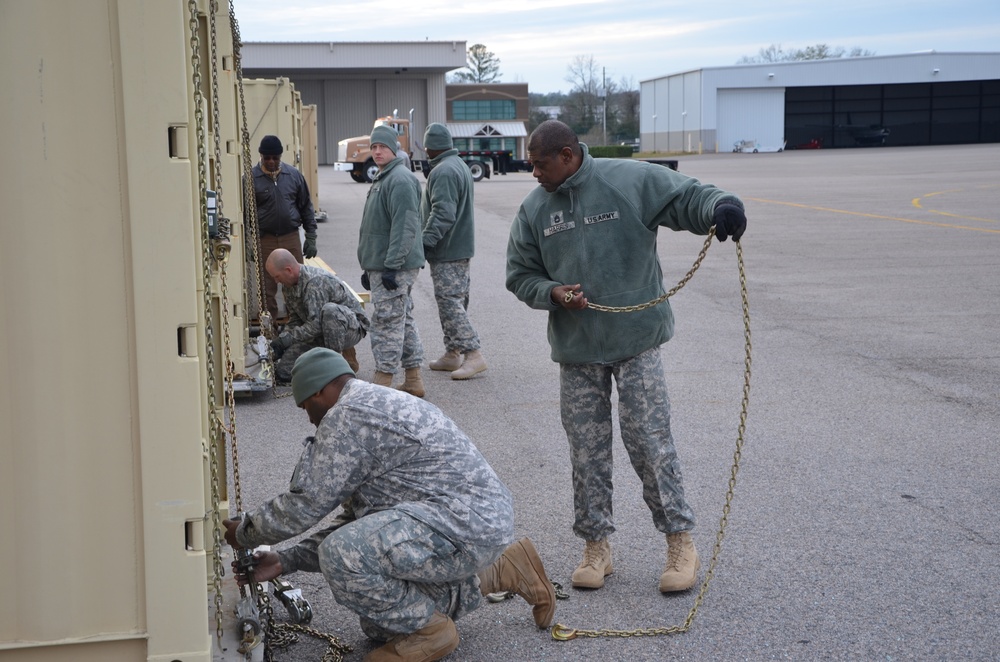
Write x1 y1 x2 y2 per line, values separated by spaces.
381 270 399 291
361 272 371 290
270 336 289 359
712 203 747 242
303 233 318 259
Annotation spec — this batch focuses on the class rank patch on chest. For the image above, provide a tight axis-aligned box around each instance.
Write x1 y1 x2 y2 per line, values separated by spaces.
543 210 575 237
584 210 619 225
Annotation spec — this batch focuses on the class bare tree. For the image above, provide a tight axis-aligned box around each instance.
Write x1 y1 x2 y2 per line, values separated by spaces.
561 55 602 136
738 43 875 64
450 43 502 83
611 75 640 142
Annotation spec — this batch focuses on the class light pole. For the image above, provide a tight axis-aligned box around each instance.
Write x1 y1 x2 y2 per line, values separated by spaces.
651 114 657 153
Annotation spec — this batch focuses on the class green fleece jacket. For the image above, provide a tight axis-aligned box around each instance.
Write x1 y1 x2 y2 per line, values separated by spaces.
420 149 476 262
357 157 425 271
505 145 743 365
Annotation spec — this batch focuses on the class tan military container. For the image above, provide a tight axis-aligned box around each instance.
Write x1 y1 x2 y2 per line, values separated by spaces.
1 1 259 659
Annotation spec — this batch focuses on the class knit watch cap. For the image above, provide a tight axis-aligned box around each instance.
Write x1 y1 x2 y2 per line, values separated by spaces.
370 124 400 150
259 135 283 155
423 123 453 151
291 348 355 405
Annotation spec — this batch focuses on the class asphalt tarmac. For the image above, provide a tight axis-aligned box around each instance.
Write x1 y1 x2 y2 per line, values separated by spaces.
230 143 1000 661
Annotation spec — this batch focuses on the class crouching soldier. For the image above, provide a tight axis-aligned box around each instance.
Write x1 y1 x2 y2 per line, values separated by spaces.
223 348 556 662
266 248 368 380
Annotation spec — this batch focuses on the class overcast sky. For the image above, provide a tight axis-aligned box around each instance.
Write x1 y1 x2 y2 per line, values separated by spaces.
233 0 1000 94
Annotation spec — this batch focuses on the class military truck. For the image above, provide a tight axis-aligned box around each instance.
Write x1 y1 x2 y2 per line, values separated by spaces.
334 110 528 183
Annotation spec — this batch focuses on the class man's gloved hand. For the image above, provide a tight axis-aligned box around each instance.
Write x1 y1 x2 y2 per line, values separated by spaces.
361 272 371 291
712 203 747 242
303 233 318 258
381 270 399 291
270 335 289 359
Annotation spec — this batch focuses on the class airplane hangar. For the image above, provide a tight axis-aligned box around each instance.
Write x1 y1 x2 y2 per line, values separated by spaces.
639 52 1000 153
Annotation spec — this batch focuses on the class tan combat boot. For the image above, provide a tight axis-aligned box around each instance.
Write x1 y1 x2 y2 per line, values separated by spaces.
450 350 487 380
429 350 462 372
341 346 360 373
373 371 394 387
659 531 700 593
571 539 613 589
396 367 425 398
363 611 458 662
477 538 556 628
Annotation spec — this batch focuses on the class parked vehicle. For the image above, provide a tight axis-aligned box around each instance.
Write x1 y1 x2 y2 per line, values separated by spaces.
334 110 529 183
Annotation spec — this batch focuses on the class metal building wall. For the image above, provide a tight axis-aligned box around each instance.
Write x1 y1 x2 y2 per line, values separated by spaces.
641 52 1000 152
641 71 706 153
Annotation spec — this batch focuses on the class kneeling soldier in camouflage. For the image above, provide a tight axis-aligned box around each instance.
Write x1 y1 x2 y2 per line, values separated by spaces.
223 348 555 662
266 248 368 380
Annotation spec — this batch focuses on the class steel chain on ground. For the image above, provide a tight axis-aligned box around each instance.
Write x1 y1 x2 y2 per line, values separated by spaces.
551 236 752 642
187 0 226 640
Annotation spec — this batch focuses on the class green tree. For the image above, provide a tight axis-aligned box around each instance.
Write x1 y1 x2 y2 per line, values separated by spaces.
737 43 875 64
450 43 502 83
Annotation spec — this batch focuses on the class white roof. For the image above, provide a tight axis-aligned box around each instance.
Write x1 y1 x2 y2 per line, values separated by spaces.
445 122 527 138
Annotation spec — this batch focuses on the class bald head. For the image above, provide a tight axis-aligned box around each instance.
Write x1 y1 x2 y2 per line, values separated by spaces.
265 248 302 286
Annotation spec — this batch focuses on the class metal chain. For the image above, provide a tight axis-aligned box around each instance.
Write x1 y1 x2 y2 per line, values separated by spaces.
227 1 291 401
187 0 227 641
256 585 353 662
206 0 244 518
584 231 715 313
551 237 752 642
227 8 347 660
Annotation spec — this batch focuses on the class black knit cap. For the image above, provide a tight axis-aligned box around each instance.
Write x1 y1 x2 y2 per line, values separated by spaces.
259 135 283 156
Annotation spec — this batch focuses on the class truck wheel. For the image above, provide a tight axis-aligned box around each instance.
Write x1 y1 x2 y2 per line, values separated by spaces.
468 161 487 182
363 159 379 183
350 171 364 183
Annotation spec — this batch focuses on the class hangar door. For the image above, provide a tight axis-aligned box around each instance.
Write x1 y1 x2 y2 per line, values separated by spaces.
717 88 785 151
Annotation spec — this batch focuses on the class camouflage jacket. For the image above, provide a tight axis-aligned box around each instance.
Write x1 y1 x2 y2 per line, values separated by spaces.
281 264 369 345
236 379 515 573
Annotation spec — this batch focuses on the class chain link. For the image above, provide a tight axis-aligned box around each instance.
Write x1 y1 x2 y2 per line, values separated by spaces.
227 0 290 401
586 230 715 313
551 236 752 642
186 0 228 641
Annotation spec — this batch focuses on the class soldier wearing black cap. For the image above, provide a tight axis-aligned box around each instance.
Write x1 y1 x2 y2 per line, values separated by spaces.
248 134 318 323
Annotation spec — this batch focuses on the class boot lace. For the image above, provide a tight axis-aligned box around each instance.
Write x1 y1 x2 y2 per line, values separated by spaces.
581 541 607 569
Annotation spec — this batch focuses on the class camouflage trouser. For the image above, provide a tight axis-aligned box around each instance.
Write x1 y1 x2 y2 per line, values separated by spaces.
560 346 695 541
274 303 367 382
318 509 506 639
428 260 481 353
367 268 424 373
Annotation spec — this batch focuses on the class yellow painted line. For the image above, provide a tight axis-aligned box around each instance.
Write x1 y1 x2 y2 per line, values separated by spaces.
746 197 1000 234
911 188 997 223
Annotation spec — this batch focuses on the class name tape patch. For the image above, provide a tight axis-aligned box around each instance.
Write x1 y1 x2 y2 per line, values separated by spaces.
584 211 619 225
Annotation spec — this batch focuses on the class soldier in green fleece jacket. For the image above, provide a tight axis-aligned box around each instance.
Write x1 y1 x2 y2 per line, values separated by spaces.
505 120 747 595
357 123 427 397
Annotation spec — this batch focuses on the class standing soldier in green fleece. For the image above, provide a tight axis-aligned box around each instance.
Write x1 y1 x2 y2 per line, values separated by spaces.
420 123 488 380
357 124 427 396
505 120 747 595
223 348 556 662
